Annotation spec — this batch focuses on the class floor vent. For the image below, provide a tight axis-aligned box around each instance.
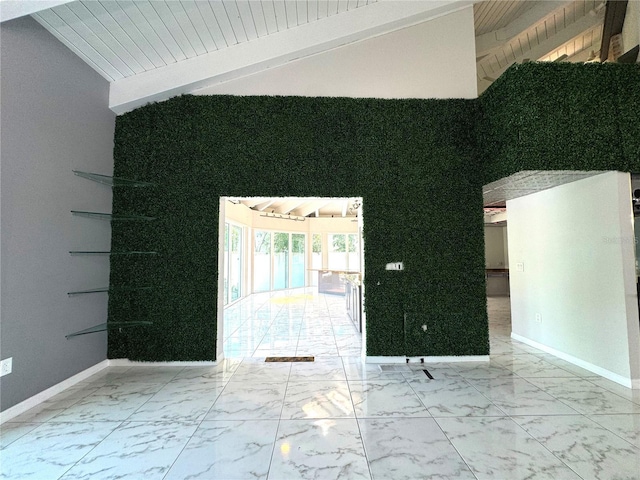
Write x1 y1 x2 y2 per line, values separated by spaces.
379 365 410 372
422 369 434 379
265 356 314 362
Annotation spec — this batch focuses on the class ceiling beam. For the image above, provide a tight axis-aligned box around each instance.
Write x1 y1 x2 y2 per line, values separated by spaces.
0 0 73 22
109 0 474 114
255 200 275 212
600 0 629 60
475 1 571 58
295 200 333 218
278 199 307 215
241 198 270 209
480 10 605 85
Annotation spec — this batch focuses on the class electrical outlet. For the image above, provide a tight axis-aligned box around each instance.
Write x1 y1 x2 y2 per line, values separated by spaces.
0 357 13 377
535 313 542 324
385 262 404 271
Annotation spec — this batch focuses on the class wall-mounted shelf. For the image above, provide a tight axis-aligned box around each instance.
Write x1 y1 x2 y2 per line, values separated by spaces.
67 286 152 296
71 211 155 221
69 251 157 256
73 170 154 187
66 321 153 339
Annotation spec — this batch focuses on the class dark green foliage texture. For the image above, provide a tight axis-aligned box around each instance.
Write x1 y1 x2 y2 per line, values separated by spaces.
108 63 639 361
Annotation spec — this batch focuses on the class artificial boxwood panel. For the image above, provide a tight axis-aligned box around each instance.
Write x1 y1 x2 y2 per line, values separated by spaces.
108 63 638 361
108 95 487 360
478 62 640 184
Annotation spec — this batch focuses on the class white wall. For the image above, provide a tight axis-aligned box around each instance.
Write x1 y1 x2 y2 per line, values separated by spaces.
484 226 509 268
193 7 477 99
508 172 640 386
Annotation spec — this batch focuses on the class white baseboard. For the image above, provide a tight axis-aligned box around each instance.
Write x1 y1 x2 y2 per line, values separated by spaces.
0 360 109 424
108 359 219 367
511 332 639 389
366 355 489 364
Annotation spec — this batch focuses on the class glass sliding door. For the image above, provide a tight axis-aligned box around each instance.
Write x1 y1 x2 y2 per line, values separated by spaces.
291 233 305 288
224 224 229 305
273 232 289 290
311 233 321 287
229 225 242 302
254 230 271 292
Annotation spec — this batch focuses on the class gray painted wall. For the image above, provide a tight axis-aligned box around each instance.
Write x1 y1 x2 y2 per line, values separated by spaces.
1 16 115 411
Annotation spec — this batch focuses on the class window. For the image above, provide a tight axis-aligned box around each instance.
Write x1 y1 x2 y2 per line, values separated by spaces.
224 223 243 304
273 232 289 290
254 230 306 291
311 233 322 286
328 233 359 271
254 230 271 292
291 233 305 288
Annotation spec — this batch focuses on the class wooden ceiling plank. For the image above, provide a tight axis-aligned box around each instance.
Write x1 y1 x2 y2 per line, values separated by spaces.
308 0 319 22
284 0 298 28
99 1 166 69
272 0 288 31
181 1 218 52
317 0 329 20
53 3 136 76
150 1 198 58
81 1 156 71
248 1 269 37
260 0 279 34
168 1 209 55
207 1 238 46
236 0 259 40
192 1 227 49
296 0 308 25
112 1 176 65
134 1 187 62
33 10 120 80
221 1 249 43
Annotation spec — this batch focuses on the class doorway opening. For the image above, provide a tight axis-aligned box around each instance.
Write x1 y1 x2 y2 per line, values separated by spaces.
216 197 366 361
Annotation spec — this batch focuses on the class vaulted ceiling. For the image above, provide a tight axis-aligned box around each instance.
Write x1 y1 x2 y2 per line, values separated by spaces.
1 0 625 112
1 1 630 219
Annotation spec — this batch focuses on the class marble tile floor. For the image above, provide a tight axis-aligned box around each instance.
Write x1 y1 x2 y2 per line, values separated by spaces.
1 295 640 479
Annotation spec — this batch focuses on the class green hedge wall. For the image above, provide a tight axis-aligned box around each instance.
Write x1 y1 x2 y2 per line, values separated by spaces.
478 62 640 183
108 95 488 360
108 62 639 361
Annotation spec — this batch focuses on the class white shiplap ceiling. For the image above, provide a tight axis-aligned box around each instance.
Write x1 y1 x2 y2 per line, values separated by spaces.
4 0 478 113
31 1 379 83
1 1 619 109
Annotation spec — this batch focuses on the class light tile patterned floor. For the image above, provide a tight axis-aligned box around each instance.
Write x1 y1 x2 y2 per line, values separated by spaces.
1 293 640 479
